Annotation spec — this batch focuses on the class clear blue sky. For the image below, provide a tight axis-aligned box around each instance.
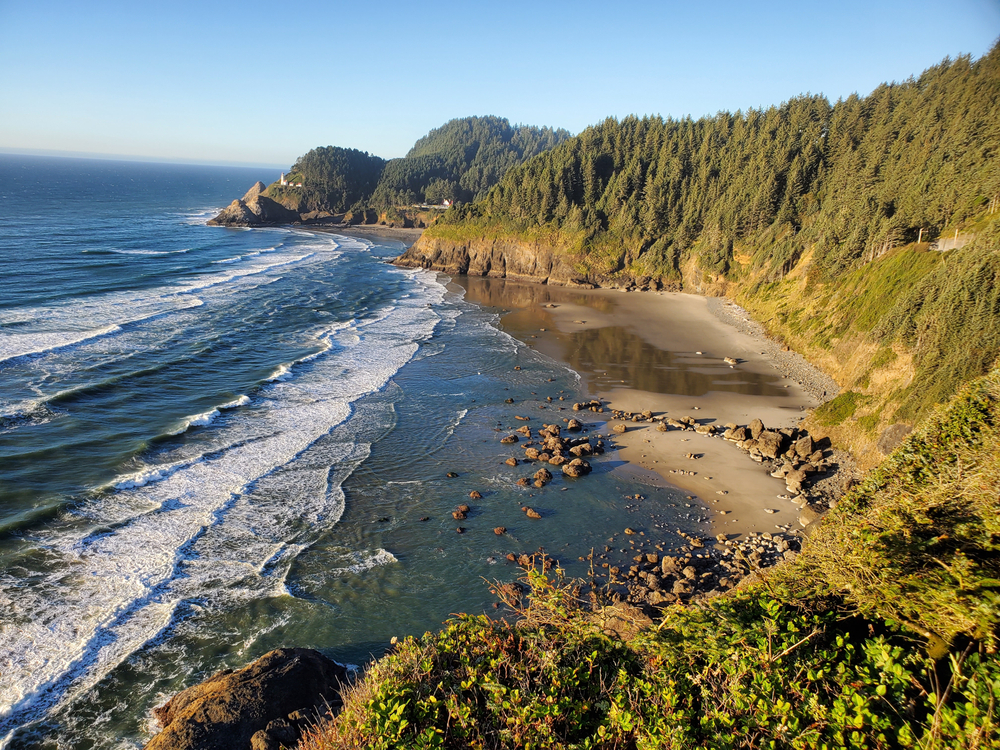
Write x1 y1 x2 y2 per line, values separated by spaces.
1 0 997 167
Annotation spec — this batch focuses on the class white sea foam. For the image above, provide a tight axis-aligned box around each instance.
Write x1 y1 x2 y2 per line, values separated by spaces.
0 240 334 367
266 363 292 382
220 395 250 409
212 255 242 264
0 268 448 741
0 325 122 365
108 248 190 256
335 548 399 576
112 458 202 490
167 394 252 436
167 408 221 435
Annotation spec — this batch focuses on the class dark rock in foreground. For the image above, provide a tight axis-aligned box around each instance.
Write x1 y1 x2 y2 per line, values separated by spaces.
145 648 350 750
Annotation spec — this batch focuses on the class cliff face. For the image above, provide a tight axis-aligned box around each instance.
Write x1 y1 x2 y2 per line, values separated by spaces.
396 234 612 288
208 183 301 227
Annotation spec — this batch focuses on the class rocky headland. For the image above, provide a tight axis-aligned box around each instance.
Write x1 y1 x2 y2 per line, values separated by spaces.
207 182 300 228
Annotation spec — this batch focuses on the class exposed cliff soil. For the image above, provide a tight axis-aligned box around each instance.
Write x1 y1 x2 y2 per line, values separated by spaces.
394 235 596 287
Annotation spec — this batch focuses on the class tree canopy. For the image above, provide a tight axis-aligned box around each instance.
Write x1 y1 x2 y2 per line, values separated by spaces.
368 116 571 208
441 45 1000 283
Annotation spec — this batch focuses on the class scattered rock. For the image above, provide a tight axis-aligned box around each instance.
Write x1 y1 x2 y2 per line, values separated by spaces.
756 430 784 459
799 505 823 528
533 467 553 484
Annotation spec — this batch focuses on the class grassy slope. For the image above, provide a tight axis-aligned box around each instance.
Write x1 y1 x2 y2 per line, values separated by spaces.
728 220 1000 468
300 368 1000 749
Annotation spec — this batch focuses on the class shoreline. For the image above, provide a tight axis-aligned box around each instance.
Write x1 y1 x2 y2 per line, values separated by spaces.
452 276 855 543
300 223 425 247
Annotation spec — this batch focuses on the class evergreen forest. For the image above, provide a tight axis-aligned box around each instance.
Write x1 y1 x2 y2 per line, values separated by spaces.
265 116 570 214
420 45 1000 437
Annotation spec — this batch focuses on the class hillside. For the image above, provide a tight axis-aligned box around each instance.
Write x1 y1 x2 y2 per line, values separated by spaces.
266 146 386 215
207 117 571 224
368 116 571 208
396 45 1000 461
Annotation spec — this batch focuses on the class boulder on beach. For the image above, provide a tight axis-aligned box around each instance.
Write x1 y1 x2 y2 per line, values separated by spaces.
145 648 350 750
724 425 748 441
756 430 785 459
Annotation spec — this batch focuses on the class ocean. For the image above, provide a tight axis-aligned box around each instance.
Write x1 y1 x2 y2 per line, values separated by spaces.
0 154 703 748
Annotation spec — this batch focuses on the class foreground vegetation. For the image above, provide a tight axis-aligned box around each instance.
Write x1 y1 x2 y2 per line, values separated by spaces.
300 366 1000 748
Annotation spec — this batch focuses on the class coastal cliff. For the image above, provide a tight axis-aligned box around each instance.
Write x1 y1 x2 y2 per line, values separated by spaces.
394 233 589 286
394 231 679 290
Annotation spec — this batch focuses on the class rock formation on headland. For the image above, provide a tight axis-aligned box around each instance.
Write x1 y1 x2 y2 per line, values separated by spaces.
207 182 300 227
144 648 350 750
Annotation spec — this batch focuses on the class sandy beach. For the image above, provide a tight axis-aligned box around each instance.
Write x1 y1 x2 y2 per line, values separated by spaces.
306 223 426 246
454 276 843 541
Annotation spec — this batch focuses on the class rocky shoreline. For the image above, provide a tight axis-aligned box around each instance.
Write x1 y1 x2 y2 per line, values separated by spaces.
492 397 850 612
155 219 861 750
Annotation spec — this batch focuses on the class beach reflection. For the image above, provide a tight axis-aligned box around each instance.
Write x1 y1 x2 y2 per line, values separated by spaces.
456 276 787 398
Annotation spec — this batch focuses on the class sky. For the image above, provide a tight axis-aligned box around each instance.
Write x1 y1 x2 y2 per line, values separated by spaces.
1 0 997 168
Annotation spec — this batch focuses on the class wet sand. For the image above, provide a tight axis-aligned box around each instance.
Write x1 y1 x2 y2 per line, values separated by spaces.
454 277 834 539
306 224 425 247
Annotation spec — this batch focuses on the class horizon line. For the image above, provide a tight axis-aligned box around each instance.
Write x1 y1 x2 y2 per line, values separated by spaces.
0 147 286 171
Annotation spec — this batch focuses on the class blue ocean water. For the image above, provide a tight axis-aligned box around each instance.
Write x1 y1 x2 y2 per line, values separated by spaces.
0 154 699 748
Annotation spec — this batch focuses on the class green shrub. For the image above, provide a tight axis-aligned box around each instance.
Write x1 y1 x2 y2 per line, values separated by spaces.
814 391 870 426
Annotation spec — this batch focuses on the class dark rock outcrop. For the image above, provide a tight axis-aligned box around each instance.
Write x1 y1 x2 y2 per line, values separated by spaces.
393 235 602 287
145 648 350 750
208 183 301 227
